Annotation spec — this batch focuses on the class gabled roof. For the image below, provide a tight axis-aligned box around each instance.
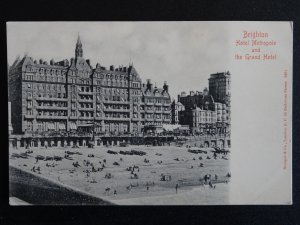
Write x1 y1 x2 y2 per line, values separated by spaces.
69 57 92 72
142 86 170 98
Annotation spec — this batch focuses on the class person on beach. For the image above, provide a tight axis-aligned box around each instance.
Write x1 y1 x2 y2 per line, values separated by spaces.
175 183 179 194
114 189 117 196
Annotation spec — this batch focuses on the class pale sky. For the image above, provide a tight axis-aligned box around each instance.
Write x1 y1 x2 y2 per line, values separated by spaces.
7 22 231 99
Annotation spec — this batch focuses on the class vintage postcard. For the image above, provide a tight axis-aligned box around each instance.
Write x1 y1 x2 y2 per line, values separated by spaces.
7 21 292 205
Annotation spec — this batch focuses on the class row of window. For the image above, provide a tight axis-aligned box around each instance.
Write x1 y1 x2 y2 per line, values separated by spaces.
27 67 67 75
25 83 66 92
145 99 170 104
94 73 129 80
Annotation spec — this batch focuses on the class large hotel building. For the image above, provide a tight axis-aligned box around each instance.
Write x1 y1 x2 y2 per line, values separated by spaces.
8 36 172 139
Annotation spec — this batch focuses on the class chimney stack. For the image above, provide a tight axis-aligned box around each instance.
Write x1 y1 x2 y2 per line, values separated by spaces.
86 59 91 66
163 81 169 92
146 79 152 91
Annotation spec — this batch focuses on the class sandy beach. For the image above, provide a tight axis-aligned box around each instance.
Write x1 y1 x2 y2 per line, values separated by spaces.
9 145 230 205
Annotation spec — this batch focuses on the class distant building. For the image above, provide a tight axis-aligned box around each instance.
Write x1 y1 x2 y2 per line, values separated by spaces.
8 35 171 139
177 71 231 137
177 87 215 111
171 100 185 124
208 71 231 105
179 107 216 135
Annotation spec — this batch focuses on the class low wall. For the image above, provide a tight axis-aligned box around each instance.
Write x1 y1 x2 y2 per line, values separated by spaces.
9 165 114 205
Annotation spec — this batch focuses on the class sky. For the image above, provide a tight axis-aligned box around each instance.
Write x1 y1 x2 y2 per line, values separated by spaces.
7 22 231 99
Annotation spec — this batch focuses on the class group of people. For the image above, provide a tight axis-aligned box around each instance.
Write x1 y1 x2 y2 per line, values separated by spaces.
31 166 41 173
128 165 140 179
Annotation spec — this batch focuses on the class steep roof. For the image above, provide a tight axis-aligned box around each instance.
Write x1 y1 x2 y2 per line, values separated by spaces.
69 57 92 72
142 86 170 98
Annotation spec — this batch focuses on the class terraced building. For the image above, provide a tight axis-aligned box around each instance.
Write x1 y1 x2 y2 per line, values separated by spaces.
8 35 171 147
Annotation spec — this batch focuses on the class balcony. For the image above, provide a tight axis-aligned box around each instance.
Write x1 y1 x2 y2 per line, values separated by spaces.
78 108 95 111
154 110 163 114
145 110 154 113
36 115 68 120
103 100 130 105
78 116 94 120
36 105 68 110
78 91 93 95
103 117 131 121
154 118 162 122
103 108 130 113
163 111 171 114
24 114 34 119
69 116 78 120
78 98 94 103
36 97 68 102
163 103 171 106
145 118 154 122
155 103 162 106
145 102 154 106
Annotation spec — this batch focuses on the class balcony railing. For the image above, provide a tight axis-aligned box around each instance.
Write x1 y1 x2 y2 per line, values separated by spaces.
78 98 94 103
103 100 130 105
36 115 68 119
163 111 171 114
36 97 68 102
78 108 95 111
78 91 93 95
103 117 131 121
103 108 130 112
24 114 34 119
154 110 163 114
145 110 154 113
78 116 94 120
36 105 68 110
